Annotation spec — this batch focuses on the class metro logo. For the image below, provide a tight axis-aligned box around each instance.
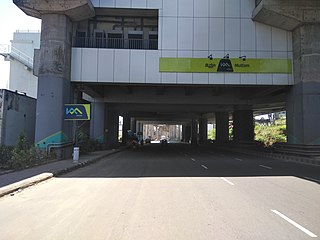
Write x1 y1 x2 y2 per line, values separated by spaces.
66 107 83 115
217 59 233 72
64 104 91 120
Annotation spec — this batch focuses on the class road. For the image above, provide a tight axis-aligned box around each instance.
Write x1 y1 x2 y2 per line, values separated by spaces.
0 143 319 240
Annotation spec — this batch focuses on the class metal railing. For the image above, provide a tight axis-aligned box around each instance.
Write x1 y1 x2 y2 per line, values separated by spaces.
73 37 158 50
10 46 34 69
46 141 74 155
0 44 33 69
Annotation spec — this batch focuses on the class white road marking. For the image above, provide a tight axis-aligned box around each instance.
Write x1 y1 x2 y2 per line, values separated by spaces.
259 164 272 170
220 177 235 186
191 158 196 162
235 158 243 162
305 177 320 183
271 209 318 238
201 164 208 170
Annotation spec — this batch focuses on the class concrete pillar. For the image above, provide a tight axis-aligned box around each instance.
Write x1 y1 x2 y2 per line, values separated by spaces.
216 112 229 143
130 118 137 133
287 24 320 144
90 101 105 144
137 122 143 133
105 107 119 148
185 125 191 143
35 14 73 149
233 109 254 142
199 118 208 144
122 115 131 144
181 125 186 142
191 119 198 145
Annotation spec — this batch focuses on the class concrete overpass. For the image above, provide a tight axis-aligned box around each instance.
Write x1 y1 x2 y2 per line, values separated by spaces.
12 0 320 153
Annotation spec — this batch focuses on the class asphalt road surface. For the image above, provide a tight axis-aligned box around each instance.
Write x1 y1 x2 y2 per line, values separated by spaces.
0 143 319 240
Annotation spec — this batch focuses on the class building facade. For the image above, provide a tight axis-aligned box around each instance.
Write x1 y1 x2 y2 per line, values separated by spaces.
0 89 36 146
0 30 40 99
13 0 320 151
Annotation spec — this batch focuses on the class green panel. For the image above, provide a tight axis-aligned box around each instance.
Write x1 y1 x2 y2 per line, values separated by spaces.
159 58 292 73
36 131 70 149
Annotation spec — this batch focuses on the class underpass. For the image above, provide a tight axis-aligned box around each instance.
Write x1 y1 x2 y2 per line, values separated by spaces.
0 144 319 240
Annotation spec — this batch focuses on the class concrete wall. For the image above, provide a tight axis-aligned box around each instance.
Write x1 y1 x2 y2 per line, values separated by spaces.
0 89 36 146
71 0 293 85
9 60 38 98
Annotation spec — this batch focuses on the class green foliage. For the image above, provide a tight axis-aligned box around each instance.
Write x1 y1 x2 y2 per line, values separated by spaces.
0 145 14 169
208 128 216 140
76 129 100 153
255 118 286 147
0 132 51 170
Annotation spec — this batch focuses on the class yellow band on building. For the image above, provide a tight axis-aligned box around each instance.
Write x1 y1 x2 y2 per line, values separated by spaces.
159 58 292 74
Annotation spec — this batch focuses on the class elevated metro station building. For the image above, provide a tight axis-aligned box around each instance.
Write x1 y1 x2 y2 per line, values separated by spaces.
13 0 320 150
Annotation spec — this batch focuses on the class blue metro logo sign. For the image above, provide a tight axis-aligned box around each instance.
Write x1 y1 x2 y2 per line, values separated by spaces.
64 104 91 120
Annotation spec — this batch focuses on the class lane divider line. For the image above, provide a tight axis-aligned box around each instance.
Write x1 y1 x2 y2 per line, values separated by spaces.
191 158 196 162
201 164 208 170
271 209 318 238
259 164 272 170
235 158 243 162
220 177 235 186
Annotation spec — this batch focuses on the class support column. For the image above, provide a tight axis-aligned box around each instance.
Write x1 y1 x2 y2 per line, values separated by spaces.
287 24 320 145
130 118 136 133
122 115 131 145
137 122 143 133
35 14 73 149
185 125 191 143
182 125 186 142
216 112 229 143
199 118 208 144
105 107 119 148
191 119 198 145
90 101 105 144
233 109 254 142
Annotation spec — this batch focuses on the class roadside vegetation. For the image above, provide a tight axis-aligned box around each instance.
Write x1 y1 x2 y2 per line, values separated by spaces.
255 117 286 147
208 117 286 147
0 128 104 171
0 133 53 170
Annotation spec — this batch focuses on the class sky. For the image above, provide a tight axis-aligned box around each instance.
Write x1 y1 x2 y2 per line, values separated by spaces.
0 0 41 89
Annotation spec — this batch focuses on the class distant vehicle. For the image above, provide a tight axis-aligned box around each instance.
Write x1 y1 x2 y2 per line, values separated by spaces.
145 136 152 144
160 135 168 146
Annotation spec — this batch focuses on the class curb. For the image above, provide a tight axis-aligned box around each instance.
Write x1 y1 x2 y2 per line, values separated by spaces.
218 146 320 167
0 173 53 198
0 148 123 198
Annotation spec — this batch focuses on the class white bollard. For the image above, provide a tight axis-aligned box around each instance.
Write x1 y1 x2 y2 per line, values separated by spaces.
73 147 79 163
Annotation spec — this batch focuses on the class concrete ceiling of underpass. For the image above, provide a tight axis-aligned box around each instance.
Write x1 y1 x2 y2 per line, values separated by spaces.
77 83 288 121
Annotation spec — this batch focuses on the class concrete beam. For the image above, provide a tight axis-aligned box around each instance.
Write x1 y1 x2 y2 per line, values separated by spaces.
13 0 95 21
252 0 320 30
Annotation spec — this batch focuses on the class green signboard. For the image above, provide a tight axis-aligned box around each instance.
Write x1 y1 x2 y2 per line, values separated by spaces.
159 58 292 74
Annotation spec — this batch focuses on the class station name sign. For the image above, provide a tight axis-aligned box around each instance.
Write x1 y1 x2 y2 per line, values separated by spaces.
159 58 292 74
64 104 91 120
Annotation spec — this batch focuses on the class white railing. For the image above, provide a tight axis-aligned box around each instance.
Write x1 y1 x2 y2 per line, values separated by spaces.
15 30 41 33
0 45 34 69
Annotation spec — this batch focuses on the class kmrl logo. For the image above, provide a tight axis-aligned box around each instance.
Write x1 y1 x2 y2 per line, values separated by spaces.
64 104 90 120
66 107 83 116
217 59 234 72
